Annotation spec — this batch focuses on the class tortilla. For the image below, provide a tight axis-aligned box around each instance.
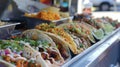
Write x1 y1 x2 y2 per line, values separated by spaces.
40 31 71 60
35 23 85 54
22 29 71 61
21 42 48 67
22 41 65 67
57 22 92 47
44 31 82 54
21 29 65 62
21 29 56 47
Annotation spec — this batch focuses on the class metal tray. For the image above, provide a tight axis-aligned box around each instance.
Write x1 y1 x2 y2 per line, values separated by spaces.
1 16 73 29
62 27 120 67
0 23 20 39
22 16 73 28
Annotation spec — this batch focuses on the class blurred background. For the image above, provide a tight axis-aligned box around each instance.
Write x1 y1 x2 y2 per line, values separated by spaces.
0 0 120 19
91 0 120 11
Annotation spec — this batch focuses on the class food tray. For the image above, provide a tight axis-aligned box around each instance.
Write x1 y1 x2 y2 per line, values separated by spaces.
24 16 73 29
53 16 73 25
0 23 20 39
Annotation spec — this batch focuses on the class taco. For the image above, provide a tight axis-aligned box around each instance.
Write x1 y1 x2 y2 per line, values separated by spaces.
0 38 64 67
35 24 81 54
21 41 62 67
94 18 115 35
57 22 90 49
77 21 105 40
21 29 71 62
42 32 72 60
57 22 95 46
0 40 42 67
20 41 48 67
73 22 96 43
102 17 120 28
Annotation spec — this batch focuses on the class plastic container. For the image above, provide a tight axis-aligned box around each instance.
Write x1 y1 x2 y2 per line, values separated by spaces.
0 23 20 39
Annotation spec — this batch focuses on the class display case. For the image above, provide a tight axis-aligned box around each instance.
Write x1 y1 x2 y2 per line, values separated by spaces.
0 0 120 67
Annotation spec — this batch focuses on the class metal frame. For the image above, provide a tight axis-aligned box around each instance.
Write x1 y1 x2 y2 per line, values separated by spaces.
62 28 120 67
0 23 20 28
